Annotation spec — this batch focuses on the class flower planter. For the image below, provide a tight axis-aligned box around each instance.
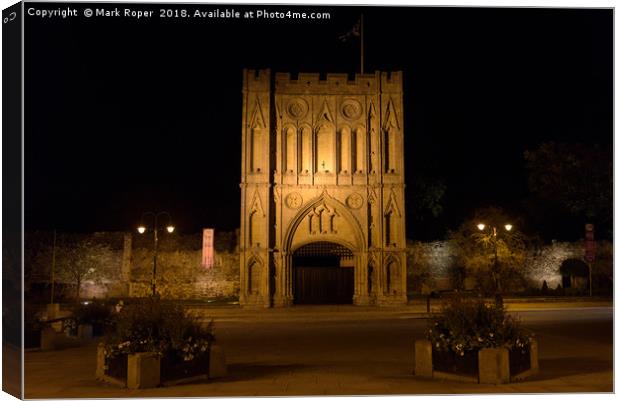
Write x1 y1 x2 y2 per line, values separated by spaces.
96 343 227 388
414 339 538 384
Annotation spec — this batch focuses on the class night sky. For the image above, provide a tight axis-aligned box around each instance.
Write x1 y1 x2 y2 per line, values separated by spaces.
24 4 612 240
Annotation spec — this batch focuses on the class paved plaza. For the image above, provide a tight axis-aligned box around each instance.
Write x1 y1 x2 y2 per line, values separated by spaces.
23 301 613 398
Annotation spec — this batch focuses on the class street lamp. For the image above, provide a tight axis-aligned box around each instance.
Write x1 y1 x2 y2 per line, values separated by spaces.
138 211 174 297
476 222 513 307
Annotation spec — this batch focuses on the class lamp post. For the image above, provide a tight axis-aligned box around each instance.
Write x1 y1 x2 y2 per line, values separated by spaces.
138 212 174 297
476 222 513 307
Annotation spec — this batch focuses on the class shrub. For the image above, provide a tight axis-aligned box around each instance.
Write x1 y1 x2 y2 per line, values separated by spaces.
102 298 214 363
426 297 533 356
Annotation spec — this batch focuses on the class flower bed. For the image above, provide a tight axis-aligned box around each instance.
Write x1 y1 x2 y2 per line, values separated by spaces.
415 297 538 383
97 298 217 388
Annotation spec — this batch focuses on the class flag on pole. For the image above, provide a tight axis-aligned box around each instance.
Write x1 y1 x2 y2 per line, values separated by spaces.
339 15 365 74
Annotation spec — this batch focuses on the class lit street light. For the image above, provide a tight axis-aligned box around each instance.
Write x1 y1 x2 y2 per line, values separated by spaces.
476 222 513 307
138 211 174 297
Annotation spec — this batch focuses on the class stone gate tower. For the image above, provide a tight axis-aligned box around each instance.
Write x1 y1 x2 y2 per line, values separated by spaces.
240 69 407 307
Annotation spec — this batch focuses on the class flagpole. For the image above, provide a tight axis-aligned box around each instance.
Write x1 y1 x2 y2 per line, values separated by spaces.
360 13 364 74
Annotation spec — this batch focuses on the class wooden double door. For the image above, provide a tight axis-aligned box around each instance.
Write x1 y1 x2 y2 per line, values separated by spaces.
293 255 354 304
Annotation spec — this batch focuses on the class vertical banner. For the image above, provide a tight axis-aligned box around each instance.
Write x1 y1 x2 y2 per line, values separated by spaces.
202 228 215 268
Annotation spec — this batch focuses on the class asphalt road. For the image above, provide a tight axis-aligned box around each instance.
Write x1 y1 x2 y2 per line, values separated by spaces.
213 308 613 385
23 307 613 397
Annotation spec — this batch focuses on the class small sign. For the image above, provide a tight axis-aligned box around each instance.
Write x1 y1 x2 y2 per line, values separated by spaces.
202 228 215 268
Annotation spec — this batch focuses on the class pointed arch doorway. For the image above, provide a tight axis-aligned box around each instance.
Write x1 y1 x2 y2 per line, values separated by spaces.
292 241 354 304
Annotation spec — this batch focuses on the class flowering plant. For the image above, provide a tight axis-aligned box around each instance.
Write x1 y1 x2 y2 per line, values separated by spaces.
102 298 214 363
63 317 78 336
426 297 533 356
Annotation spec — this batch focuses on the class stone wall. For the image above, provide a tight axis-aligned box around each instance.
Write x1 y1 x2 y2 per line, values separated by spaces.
406 239 613 294
406 241 457 292
25 229 611 300
25 230 240 301
524 241 583 289
125 230 240 299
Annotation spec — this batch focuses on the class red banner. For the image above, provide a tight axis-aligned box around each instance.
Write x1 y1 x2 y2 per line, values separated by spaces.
202 228 215 268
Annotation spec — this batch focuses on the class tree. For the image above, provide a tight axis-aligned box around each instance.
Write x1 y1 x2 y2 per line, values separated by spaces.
411 176 446 221
448 207 529 295
408 175 447 240
524 142 612 234
56 238 117 301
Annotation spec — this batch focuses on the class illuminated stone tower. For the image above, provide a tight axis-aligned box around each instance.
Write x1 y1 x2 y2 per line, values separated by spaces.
240 69 407 307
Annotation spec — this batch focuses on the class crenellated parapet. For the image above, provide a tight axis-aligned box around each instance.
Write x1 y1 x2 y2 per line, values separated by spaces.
243 69 271 92
379 71 403 93
274 71 403 95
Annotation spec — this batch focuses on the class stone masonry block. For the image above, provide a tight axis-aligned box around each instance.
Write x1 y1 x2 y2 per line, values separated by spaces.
414 340 433 377
96 343 106 379
529 339 539 373
127 352 161 389
478 347 510 384
209 345 227 379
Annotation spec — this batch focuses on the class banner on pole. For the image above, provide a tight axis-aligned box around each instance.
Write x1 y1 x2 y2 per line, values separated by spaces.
202 228 215 268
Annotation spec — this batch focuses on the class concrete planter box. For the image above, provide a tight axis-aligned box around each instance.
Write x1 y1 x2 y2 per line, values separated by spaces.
127 352 161 389
414 339 538 384
96 343 227 388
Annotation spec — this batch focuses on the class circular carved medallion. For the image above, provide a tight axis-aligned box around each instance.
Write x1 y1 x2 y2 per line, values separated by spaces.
285 192 303 209
341 99 363 120
287 98 308 119
346 193 364 209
